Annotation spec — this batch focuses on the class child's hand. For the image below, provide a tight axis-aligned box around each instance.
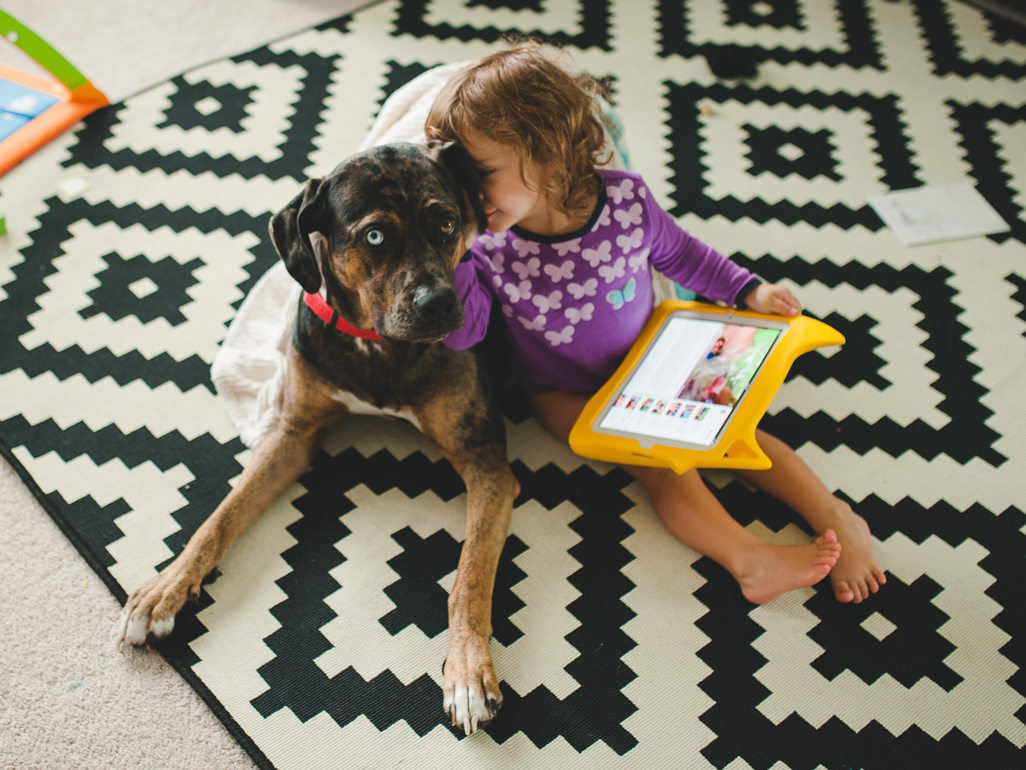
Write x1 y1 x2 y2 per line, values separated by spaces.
743 283 802 316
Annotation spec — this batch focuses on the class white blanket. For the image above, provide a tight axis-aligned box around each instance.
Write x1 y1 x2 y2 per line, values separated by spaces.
210 62 650 448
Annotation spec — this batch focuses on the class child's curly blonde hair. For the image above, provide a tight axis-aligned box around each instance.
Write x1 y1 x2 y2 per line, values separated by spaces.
426 42 612 219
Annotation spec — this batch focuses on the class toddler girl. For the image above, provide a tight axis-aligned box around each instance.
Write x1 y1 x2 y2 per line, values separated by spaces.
426 44 885 604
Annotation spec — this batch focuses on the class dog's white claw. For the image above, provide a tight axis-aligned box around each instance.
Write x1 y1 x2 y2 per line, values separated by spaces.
468 689 486 733
116 604 139 653
443 688 455 722
453 685 468 732
116 607 130 652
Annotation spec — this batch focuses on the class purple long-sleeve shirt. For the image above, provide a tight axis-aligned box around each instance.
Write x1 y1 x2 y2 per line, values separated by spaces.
445 169 759 392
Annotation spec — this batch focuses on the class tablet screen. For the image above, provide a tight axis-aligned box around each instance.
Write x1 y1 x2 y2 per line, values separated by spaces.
597 314 784 448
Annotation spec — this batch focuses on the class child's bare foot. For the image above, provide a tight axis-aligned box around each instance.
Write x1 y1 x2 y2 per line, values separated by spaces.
735 530 841 605
824 504 886 603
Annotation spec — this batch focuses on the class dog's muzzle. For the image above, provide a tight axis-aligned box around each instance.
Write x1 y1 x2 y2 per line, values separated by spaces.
383 284 463 342
412 285 459 327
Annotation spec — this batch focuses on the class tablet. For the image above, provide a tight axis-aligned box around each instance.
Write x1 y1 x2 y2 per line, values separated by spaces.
569 301 845 475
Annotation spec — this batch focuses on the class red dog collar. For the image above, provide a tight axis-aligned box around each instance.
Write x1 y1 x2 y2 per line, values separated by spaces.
303 292 383 341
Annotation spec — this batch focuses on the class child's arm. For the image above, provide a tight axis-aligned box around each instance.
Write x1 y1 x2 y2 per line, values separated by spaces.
641 186 768 307
443 250 494 350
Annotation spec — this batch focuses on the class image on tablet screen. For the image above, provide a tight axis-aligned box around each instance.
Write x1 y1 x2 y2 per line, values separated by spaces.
598 316 781 447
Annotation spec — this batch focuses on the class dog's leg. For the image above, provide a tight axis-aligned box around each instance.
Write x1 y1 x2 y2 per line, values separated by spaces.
117 348 346 650
414 365 520 735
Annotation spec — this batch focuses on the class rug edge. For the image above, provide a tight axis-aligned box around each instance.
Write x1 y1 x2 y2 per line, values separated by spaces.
0 435 280 770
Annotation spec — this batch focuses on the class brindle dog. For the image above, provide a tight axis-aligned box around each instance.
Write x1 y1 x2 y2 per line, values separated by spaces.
116 142 520 735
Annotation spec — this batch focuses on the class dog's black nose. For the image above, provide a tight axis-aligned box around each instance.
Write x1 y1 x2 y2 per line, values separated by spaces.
413 286 458 324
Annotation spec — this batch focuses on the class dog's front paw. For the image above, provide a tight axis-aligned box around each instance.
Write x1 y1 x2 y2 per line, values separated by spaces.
443 636 502 735
116 560 206 652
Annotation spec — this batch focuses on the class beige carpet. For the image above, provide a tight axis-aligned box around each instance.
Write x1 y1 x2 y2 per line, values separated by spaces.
0 3 368 768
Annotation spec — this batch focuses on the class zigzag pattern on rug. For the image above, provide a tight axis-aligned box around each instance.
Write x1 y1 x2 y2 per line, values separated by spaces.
1 1 1024 768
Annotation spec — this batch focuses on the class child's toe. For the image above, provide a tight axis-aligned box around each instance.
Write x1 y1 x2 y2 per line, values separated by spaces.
852 580 870 602
834 580 855 603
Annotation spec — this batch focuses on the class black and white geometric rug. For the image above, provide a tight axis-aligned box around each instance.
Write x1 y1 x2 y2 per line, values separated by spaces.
2 1 1025 767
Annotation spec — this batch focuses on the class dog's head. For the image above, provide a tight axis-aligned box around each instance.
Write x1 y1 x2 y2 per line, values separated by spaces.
269 142 487 342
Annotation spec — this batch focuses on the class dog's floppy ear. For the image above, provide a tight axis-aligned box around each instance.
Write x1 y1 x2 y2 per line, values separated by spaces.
268 178 332 294
427 140 488 236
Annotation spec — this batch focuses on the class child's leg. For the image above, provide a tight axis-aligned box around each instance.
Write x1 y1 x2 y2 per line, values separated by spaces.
735 430 887 603
529 390 841 605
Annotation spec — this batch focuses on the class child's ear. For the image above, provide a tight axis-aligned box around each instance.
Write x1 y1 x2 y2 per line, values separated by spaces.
426 140 488 234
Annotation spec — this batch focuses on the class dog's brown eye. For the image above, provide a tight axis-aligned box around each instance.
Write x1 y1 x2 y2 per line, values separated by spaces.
365 229 384 246
440 219 455 235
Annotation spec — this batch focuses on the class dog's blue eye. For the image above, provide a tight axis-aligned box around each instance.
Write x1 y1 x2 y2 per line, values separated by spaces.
365 229 384 246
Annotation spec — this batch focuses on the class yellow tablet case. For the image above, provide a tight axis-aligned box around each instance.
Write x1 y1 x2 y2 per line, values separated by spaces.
569 300 845 474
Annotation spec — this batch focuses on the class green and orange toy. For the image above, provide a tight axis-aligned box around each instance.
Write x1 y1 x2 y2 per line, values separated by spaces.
0 8 107 177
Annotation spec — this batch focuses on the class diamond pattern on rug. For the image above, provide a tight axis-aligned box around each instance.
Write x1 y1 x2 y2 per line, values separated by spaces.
1 0 1025 768
666 81 918 226
658 0 883 67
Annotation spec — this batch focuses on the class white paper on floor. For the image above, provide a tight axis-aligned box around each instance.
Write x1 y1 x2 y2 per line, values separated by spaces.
867 183 1010 246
